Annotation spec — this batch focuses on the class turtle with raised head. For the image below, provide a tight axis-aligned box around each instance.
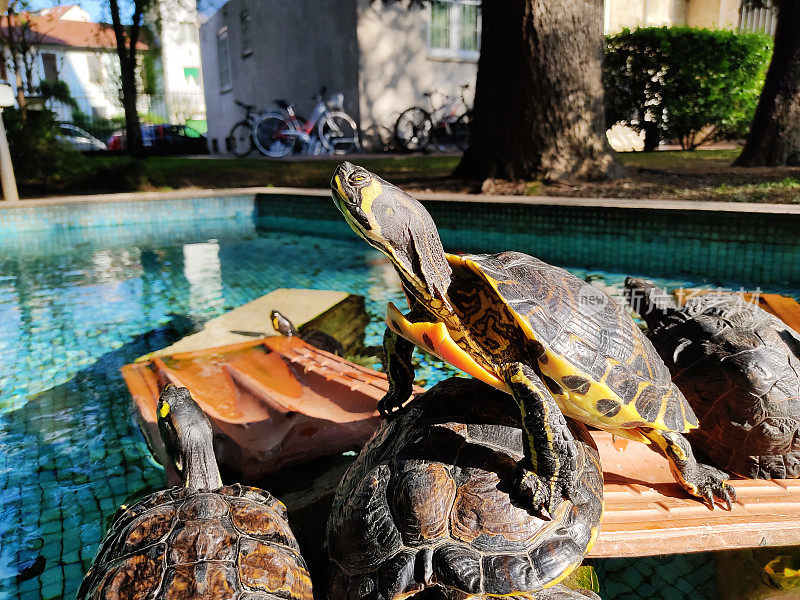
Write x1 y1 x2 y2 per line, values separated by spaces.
270 309 344 355
330 161 734 512
626 278 800 479
327 377 603 600
77 385 313 600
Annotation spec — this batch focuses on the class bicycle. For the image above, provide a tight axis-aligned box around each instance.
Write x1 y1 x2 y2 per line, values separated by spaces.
252 88 360 158
227 100 263 157
394 84 472 153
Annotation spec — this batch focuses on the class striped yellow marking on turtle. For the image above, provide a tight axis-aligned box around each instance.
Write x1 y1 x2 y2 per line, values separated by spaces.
389 302 649 443
449 254 697 438
332 176 384 245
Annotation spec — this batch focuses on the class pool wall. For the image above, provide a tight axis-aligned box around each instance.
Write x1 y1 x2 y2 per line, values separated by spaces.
259 193 800 288
2 189 798 288
0 193 255 233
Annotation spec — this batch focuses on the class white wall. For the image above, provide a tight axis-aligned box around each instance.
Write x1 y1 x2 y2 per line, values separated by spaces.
200 0 359 155
150 0 206 122
604 0 689 33
355 0 477 147
27 46 128 121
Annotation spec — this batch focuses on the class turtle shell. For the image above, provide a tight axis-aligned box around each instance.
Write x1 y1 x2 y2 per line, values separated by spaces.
78 483 313 600
326 378 603 600
422 251 697 439
641 293 800 479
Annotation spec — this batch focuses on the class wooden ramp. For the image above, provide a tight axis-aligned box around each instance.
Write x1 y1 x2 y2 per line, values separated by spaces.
590 432 800 557
122 337 393 482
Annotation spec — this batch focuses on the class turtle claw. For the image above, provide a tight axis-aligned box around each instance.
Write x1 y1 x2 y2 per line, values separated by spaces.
684 463 736 511
377 391 410 421
514 465 575 518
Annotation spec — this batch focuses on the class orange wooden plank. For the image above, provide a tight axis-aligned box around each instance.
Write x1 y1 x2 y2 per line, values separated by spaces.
590 431 800 557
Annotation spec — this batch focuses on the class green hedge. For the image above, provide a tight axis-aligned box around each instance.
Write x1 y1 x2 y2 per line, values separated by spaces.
604 27 772 150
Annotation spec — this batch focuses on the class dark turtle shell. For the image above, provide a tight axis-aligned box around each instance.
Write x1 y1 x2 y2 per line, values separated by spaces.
637 292 800 479
78 483 313 600
442 252 697 439
326 378 603 600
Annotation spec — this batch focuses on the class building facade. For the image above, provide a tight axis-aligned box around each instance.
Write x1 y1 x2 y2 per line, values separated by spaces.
2 2 205 126
145 0 206 124
1 5 147 122
200 0 774 154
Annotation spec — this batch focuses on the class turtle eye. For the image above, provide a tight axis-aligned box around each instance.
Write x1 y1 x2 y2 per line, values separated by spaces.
348 171 369 186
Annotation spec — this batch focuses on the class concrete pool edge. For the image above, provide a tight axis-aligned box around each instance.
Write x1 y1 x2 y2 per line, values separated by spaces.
6 186 800 215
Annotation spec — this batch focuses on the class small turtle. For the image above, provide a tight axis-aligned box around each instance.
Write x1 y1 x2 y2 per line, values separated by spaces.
271 309 344 356
330 162 734 511
77 385 313 600
625 278 800 479
326 377 603 600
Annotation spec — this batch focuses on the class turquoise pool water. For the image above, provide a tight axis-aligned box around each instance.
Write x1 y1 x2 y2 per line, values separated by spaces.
0 198 797 600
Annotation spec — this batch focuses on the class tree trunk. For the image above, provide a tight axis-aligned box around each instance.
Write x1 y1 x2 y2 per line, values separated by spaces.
109 0 145 157
120 59 144 157
454 0 618 181
5 12 26 111
735 1 800 167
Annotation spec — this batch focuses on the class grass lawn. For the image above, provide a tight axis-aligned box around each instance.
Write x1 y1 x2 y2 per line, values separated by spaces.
22 149 800 204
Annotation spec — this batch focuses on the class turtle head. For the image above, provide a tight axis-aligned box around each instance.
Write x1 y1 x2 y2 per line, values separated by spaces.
331 162 452 307
157 384 222 492
270 309 297 337
624 277 679 327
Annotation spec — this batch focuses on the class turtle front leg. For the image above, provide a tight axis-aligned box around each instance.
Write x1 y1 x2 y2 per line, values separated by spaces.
379 325 416 420
501 362 579 517
642 428 736 510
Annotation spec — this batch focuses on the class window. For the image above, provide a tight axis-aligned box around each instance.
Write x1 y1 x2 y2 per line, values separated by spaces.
87 54 104 83
179 22 198 45
739 2 777 36
42 53 59 81
217 27 231 92
428 0 480 59
240 9 252 56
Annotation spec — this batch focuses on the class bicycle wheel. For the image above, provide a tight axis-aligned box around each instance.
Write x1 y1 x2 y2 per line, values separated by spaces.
318 111 360 154
253 112 297 158
452 112 471 152
228 120 253 157
394 107 432 152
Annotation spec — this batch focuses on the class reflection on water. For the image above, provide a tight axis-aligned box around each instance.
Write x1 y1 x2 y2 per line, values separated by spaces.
183 241 225 319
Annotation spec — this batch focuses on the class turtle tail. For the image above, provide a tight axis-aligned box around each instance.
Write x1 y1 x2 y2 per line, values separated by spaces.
624 277 679 326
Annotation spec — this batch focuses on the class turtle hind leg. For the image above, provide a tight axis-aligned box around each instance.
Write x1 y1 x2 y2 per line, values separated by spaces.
379 326 416 420
642 428 736 510
501 362 579 517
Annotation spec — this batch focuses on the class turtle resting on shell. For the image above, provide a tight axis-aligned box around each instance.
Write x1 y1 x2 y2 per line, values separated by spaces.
77 385 313 600
625 278 800 479
330 162 734 512
326 377 603 600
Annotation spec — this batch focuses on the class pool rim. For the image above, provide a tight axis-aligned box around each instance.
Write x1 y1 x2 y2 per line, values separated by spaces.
4 186 800 215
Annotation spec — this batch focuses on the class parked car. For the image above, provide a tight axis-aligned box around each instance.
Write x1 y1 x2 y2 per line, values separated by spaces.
57 123 107 152
106 124 208 155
